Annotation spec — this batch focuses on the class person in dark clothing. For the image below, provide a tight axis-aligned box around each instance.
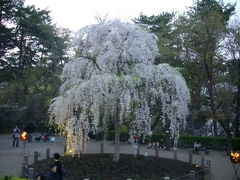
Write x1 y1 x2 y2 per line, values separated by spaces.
13 126 20 147
193 141 201 154
36 173 44 180
54 153 64 180
45 162 60 180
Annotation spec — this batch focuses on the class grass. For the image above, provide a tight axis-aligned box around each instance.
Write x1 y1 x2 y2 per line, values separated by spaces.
31 153 203 180
0 177 27 180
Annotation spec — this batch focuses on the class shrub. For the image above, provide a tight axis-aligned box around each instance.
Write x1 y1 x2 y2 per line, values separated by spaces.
95 130 240 150
106 130 129 141
145 133 240 150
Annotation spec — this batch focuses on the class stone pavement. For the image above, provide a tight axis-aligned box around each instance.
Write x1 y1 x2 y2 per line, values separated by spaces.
0 134 64 178
0 134 239 180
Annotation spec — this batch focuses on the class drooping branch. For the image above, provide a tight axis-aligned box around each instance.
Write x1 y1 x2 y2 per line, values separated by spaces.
79 54 102 71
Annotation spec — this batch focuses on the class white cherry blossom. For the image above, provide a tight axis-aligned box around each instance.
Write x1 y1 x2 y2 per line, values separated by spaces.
49 19 190 155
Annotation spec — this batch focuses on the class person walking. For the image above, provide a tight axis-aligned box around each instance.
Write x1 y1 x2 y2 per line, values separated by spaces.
13 125 20 147
53 153 64 180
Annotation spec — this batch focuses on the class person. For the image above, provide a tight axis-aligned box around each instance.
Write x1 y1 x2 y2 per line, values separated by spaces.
53 153 64 180
45 162 60 180
28 133 32 143
147 142 153 148
133 133 140 146
43 135 49 142
36 173 44 180
35 135 42 142
13 125 20 147
159 138 165 149
193 141 201 154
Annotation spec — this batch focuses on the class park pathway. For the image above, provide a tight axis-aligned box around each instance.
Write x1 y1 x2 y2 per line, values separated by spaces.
0 134 239 180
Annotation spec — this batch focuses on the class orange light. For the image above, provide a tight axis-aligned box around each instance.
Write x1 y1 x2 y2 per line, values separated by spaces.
230 151 240 164
21 131 28 141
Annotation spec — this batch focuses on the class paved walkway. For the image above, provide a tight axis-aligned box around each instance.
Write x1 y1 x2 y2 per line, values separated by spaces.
0 134 239 180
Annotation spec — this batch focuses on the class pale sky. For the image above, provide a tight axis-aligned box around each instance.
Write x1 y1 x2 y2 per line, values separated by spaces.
25 0 239 32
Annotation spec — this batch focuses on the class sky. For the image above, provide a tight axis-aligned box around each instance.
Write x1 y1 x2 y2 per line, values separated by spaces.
25 0 239 32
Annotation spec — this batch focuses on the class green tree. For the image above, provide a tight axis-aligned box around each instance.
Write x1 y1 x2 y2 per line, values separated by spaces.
183 0 235 136
224 19 240 137
133 12 184 67
0 0 71 132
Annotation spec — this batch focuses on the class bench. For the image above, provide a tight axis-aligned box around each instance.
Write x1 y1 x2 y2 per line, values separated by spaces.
192 147 211 154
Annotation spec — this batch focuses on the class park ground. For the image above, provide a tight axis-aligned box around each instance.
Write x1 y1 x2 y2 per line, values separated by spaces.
0 134 239 180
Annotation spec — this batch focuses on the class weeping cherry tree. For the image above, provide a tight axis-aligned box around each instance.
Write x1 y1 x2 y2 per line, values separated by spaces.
49 19 190 161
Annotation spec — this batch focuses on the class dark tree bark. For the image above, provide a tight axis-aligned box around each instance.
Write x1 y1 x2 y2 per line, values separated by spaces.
234 60 240 137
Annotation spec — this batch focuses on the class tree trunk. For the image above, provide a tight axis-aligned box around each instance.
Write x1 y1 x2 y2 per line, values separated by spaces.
18 29 25 71
113 98 120 162
220 122 232 155
234 61 240 137
113 119 120 162
226 133 232 155
202 37 218 136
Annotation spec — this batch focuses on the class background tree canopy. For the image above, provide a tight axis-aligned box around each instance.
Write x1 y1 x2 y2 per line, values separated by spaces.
133 0 238 139
0 0 71 132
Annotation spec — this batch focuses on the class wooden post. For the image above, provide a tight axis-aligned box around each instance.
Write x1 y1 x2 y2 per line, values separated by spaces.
155 147 159 157
24 155 28 166
46 148 50 159
28 168 34 180
206 160 211 179
34 151 38 163
137 146 140 156
189 170 195 180
189 149 193 164
134 146 137 158
173 147 177 160
100 143 104 154
201 154 205 168
22 161 27 178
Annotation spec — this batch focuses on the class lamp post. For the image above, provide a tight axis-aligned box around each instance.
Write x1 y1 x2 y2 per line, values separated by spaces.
230 151 240 179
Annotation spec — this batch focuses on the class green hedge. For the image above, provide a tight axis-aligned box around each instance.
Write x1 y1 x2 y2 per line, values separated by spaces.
102 131 240 150
151 134 166 142
171 134 239 150
179 135 240 150
92 130 129 141
106 130 129 141
178 135 227 149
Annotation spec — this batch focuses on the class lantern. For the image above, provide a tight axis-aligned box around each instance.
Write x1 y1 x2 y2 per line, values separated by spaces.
230 151 240 164
21 131 28 141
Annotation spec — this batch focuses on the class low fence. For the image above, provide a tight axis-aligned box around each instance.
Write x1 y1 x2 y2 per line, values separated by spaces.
22 145 211 180
22 147 50 180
